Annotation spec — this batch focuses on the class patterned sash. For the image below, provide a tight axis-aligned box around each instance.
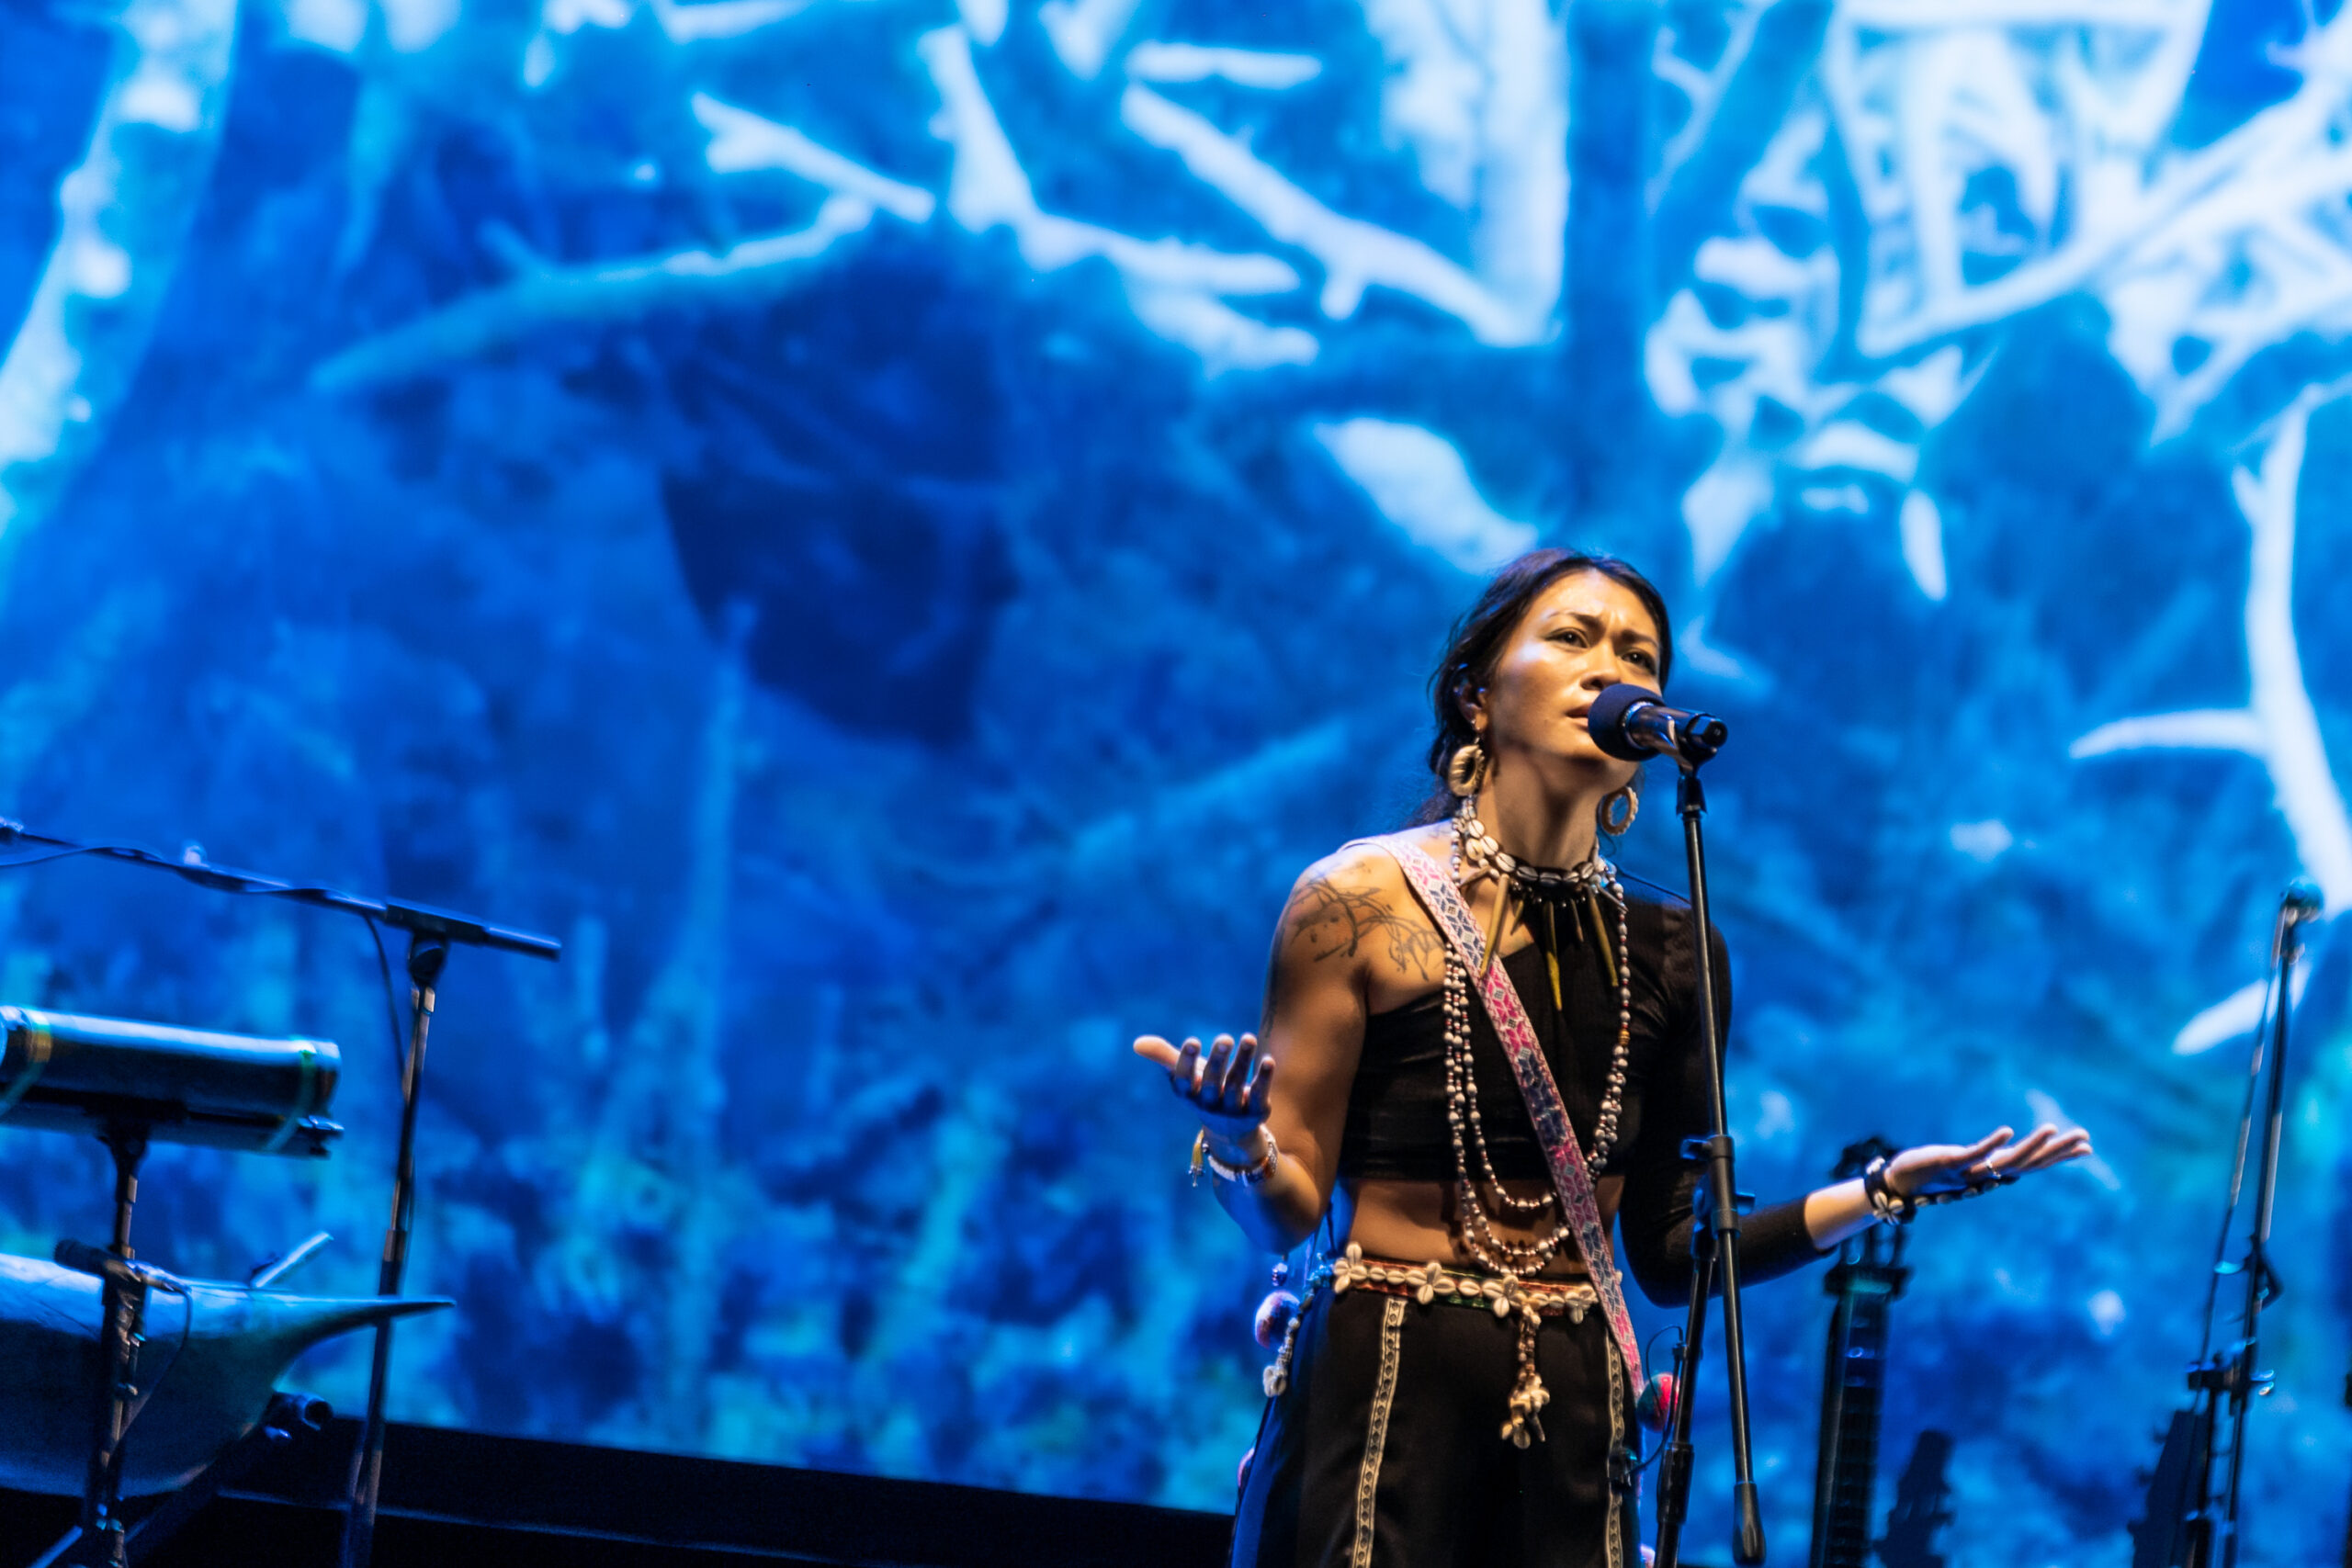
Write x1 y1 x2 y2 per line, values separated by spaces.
1361 833 1645 1391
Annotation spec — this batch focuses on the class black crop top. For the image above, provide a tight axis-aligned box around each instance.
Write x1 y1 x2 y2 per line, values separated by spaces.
1338 876 1826 1305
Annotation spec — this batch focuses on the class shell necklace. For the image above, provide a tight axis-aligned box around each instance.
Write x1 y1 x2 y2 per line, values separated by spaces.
1442 795 1634 1274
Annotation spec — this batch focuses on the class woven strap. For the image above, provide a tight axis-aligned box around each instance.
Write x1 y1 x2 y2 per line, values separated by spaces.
1362 835 1645 1390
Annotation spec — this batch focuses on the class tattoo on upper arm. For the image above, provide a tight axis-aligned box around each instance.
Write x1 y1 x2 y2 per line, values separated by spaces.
1280 874 1445 982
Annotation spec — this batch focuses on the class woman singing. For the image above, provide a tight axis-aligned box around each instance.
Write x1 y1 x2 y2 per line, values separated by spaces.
1134 550 2090 1568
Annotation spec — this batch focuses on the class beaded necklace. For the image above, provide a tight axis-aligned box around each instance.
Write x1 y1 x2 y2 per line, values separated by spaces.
1442 795 1634 1276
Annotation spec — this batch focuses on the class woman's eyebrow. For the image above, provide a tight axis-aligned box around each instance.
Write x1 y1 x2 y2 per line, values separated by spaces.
1546 609 1657 650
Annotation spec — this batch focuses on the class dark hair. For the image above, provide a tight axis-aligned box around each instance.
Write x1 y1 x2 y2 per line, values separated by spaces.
1408 549 1675 825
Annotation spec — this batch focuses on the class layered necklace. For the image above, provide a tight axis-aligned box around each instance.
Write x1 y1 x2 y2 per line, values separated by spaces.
1443 794 1634 1278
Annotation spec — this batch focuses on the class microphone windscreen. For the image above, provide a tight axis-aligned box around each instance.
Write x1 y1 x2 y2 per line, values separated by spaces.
1588 682 1665 762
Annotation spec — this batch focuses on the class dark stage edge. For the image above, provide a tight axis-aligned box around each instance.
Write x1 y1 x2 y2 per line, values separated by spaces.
0 1419 1235 1567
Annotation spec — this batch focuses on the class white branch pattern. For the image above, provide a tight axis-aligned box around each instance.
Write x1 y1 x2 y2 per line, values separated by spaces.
312 198 879 391
2070 386 2352 925
693 95 936 222
1819 1 2352 435
1118 84 1534 344
0 0 239 540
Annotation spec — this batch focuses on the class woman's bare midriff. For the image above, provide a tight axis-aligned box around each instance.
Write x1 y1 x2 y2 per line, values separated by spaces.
1342 1173 1626 1281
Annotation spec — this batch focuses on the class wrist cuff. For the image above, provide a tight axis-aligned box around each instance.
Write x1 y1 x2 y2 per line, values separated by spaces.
1862 1156 1915 1226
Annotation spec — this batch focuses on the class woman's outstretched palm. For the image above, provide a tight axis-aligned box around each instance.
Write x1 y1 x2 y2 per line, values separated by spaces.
1889 1122 2091 1198
1133 1032 1273 1152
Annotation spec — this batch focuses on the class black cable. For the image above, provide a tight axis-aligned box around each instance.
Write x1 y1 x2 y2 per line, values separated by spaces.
364 917 410 1090
2199 964 2278 1366
0 836 353 902
122 1274 195 1438
0 832 417 1100
0 848 106 871
1619 1325 1685 1474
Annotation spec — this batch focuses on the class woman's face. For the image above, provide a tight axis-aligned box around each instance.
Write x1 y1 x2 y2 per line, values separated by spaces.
1467 570 1664 780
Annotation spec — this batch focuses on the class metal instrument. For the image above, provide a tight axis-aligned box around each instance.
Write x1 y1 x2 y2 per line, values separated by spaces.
0 1007 340 1157
0 1008 348 1566
0 1252 446 1496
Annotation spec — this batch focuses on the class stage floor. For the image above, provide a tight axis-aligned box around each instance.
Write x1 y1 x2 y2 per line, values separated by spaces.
0 1419 1234 1567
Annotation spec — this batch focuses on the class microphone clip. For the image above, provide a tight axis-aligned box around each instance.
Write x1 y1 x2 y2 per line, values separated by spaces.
2273 879 2324 962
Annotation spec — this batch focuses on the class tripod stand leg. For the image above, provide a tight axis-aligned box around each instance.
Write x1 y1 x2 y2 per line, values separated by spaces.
122 1392 332 1565
1654 1235 1717 1568
49 1125 156 1568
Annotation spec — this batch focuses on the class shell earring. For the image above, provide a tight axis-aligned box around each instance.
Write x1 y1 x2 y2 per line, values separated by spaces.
1600 786 1638 836
1447 740 1489 797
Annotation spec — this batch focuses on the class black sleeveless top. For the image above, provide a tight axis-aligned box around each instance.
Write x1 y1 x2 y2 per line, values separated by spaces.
1338 874 1825 1303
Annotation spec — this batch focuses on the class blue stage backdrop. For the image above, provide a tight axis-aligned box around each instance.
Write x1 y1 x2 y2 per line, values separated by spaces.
3 0 2350 1559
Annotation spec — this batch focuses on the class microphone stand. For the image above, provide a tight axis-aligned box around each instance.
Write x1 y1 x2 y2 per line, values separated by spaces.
2180 885 2318 1568
339 933 446 1568
1653 745 1767 1568
0 818 560 961
2340 1362 2350 1568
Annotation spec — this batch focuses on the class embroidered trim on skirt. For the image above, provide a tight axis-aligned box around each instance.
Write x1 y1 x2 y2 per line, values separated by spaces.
1293 1245 1598 1449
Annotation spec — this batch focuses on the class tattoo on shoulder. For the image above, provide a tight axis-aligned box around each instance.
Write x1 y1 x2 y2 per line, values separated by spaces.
1282 873 1445 981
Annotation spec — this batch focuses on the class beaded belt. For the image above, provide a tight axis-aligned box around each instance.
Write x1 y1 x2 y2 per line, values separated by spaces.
1323 1245 1596 1321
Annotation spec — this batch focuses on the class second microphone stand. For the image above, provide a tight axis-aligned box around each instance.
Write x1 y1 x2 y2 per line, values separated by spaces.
2176 884 2321 1568
1653 755 1767 1568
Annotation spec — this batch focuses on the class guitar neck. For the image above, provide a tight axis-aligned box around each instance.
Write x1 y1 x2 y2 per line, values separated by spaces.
1810 1262 1903 1568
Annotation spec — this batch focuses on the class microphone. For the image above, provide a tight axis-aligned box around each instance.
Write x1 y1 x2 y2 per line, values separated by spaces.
1587 684 1729 766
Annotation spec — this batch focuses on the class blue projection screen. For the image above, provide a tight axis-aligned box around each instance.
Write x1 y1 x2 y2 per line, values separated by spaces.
2 0 2349 1560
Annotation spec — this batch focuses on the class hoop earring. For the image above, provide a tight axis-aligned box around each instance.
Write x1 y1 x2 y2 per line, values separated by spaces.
1446 740 1489 798
1600 786 1638 836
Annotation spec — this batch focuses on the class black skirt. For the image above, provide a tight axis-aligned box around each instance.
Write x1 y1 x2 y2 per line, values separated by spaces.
1232 1283 1637 1568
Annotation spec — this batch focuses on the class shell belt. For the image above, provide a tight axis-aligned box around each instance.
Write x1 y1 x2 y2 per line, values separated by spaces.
1328 1245 1597 1319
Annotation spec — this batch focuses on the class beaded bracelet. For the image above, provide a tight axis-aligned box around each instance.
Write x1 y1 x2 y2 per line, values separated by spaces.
1191 1126 1279 1188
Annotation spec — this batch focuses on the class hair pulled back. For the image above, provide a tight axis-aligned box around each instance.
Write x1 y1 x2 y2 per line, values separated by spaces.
1408 549 1675 826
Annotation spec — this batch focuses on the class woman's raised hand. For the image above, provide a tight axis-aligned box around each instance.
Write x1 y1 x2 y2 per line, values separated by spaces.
1133 1032 1274 1154
1888 1122 2092 1200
